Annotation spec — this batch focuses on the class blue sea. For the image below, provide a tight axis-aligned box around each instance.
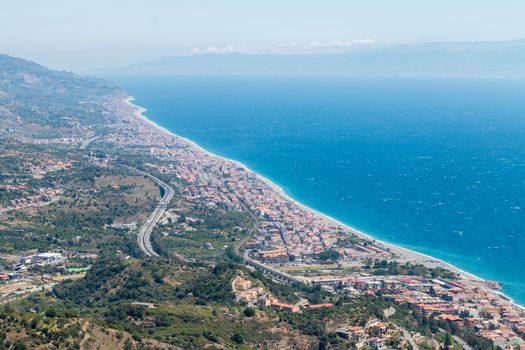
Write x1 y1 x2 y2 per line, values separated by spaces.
111 76 525 304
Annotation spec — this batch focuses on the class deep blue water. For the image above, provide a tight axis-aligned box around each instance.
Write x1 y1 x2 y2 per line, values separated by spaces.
112 76 525 303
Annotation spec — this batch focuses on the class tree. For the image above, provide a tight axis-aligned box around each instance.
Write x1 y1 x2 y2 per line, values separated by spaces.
243 307 255 317
231 333 244 344
318 249 340 261
13 341 27 350
124 339 133 350
444 333 453 348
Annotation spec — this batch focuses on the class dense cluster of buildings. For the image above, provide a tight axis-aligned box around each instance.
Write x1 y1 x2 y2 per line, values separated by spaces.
311 274 525 349
108 117 392 265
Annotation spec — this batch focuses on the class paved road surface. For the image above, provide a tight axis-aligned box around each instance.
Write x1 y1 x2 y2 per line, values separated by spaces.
392 324 420 350
124 165 175 257
79 135 100 150
243 249 301 284
453 335 472 350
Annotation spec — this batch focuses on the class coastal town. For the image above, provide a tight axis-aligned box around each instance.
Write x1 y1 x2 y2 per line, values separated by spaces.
87 96 525 349
2 2 524 347
2 66 524 348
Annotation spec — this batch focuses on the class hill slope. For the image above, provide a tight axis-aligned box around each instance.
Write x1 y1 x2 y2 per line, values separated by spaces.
0 54 124 139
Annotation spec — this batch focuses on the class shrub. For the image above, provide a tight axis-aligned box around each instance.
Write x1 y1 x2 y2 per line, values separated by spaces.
243 308 255 317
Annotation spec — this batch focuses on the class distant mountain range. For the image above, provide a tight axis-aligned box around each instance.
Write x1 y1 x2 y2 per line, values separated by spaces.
101 39 525 78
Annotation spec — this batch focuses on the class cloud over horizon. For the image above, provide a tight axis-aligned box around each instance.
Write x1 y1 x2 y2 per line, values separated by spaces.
188 39 377 56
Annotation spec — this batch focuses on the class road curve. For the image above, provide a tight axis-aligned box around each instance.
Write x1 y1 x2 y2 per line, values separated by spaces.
79 135 100 150
393 325 420 350
123 165 175 257
452 335 473 350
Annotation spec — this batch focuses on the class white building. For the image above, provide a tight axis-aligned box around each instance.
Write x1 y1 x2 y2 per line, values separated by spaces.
31 252 64 265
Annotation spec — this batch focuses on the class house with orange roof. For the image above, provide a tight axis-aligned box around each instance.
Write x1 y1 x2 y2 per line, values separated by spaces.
236 278 252 291
270 302 299 313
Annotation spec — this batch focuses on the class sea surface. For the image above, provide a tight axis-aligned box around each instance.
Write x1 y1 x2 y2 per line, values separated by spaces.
111 76 525 304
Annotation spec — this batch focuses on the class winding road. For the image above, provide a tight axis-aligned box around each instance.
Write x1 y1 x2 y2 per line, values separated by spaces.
79 135 100 150
123 165 175 257
452 335 473 350
394 325 420 350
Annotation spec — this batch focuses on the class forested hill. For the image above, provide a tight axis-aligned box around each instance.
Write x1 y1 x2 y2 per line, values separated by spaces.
0 54 124 138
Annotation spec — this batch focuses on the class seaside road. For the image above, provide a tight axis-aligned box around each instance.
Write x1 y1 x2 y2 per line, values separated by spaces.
122 165 175 257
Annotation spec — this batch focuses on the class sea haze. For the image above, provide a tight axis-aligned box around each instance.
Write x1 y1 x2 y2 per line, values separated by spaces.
111 76 525 304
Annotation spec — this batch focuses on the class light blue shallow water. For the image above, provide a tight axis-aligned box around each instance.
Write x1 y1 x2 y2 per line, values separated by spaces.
111 76 525 303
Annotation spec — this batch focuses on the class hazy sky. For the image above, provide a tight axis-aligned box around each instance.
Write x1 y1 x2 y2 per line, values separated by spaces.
2 0 525 71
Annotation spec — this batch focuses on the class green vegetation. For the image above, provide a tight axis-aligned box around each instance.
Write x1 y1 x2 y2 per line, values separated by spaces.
366 259 457 279
0 303 85 349
179 262 237 304
317 249 341 261
0 142 160 255
0 54 124 138
152 202 254 261
49 257 317 349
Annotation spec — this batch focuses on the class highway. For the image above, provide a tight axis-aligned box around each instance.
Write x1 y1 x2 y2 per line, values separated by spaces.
79 135 100 150
123 165 175 257
243 249 302 284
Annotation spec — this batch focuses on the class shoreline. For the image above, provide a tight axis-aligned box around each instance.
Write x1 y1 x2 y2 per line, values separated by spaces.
124 96 525 311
